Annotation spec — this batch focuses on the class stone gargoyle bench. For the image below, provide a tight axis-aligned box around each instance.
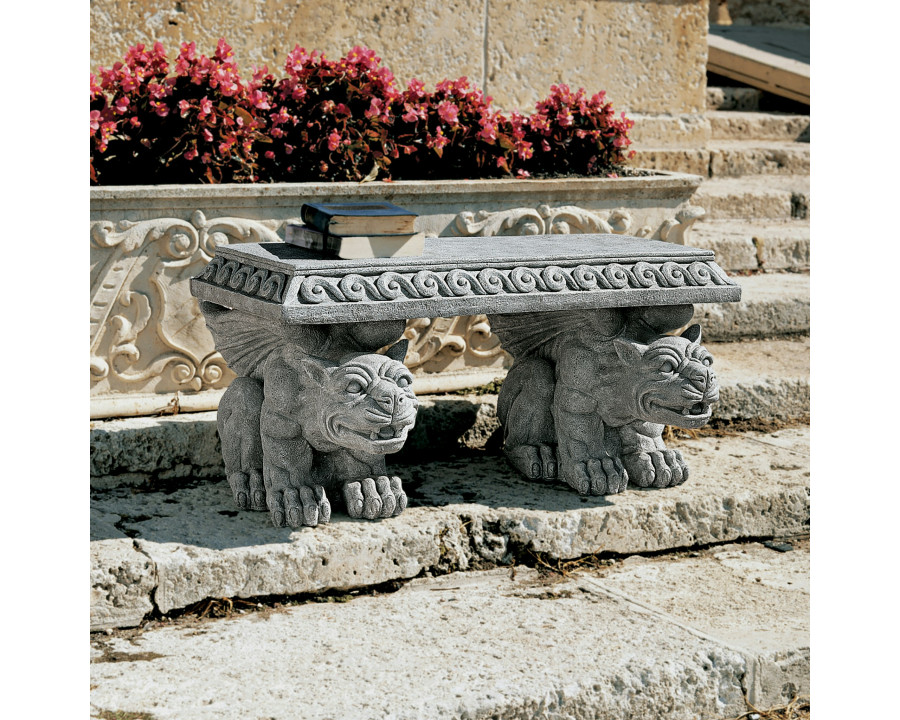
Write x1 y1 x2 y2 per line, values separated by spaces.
190 234 741 529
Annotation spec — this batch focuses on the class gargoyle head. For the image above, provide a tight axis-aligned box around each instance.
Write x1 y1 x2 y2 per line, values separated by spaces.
612 324 719 429
297 340 418 455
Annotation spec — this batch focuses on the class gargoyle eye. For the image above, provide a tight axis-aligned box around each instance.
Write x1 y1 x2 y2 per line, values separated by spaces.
701 356 713 367
660 360 676 374
346 380 364 394
396 376 411 389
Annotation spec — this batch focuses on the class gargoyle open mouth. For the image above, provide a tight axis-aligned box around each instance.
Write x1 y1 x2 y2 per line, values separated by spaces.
646 398 713 427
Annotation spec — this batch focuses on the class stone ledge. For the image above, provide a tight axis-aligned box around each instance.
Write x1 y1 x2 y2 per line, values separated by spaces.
90 427 810 628
91 541 808 718
692 220 810 271
692 175 809 221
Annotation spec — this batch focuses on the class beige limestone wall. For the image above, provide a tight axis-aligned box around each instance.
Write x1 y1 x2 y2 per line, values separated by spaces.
90 0 708 115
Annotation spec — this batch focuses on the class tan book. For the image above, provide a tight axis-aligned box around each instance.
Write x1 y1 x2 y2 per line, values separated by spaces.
285 224 425 259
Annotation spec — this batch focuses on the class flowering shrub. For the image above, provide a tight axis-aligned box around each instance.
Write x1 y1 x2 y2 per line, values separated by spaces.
389 77 533 179
91 40 268 184
253 46 402 182
90 41 635 185
522 85 635 177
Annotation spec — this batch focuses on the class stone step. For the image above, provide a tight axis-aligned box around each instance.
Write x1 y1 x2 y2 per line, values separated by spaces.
90 337 809 490
708 110 809 142
692 175 810 221
707 86 763 111
91 539 809 718
633 141 809 178
694 272 809 339
691 219 810 271
91 425 810 631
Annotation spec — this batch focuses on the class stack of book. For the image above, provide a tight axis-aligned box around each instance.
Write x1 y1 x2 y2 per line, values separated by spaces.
285 201 425 259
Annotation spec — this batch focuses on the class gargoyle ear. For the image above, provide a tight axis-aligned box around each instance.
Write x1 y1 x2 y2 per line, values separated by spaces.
680 324 702 345
612 336 644 365
295 356 329 387
384 339 409 363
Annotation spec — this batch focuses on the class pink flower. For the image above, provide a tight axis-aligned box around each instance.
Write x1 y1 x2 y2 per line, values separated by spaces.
198 97 213 118
215 38 234 62
90 110 101 135
113 96 129 114
184 148 198 160
327 130 342 151
129 116 141 128
477 120 497 142
264 150 275 160
364 97 384 119
406 78 425 99
152 101 169 117
178 100 191 116
284 144 294 155
202 128 214 142
437 101 459 125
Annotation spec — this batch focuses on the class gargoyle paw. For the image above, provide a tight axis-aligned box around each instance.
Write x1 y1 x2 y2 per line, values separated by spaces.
623 449 688 488
343 476 407 520
267 484 331 528
505 443 557 480
227 469 267 511
569 456 628 495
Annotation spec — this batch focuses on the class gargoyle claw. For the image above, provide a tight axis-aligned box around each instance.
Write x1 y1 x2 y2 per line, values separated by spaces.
344 475 407 520
569 456 628 495
624 449 688 488
267 483 331 528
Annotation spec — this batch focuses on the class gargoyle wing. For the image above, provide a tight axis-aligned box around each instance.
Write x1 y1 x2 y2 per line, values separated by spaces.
488 308 624 357
199 301 328 377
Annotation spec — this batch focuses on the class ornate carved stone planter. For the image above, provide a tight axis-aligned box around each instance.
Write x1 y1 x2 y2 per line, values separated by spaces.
91 172 705 418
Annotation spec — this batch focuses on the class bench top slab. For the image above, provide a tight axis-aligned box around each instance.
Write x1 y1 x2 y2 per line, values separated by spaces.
191 234 742 323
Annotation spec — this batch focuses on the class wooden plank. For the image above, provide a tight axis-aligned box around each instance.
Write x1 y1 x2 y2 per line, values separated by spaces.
708 26 809 104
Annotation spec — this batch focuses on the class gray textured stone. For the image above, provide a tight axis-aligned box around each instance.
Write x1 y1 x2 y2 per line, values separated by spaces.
90 544 808 719
90 335 808 491
490 308 718 494
90 428 809 624
192 235 740 325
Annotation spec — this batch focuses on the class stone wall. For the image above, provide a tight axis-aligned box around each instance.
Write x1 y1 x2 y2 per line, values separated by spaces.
90 0 709 115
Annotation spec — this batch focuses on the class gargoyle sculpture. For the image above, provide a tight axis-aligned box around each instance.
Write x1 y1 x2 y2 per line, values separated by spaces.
200 302 418 527
489 305 718 495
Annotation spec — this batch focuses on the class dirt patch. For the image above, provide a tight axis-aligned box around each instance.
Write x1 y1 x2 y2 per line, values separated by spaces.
726 695 810 720
665 414 809 442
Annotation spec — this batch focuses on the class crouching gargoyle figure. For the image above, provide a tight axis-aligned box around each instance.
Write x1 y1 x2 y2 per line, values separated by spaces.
200 302 418 528
488 304 718 495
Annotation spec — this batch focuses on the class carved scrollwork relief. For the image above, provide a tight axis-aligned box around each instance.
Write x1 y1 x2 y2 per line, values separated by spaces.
402 315 507 373
451 203 705 244
90 212 283 395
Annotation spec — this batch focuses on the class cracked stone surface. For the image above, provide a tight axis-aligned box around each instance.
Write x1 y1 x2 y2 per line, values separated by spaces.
90 543 807 720
90 428 809 627
90 539 157 631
